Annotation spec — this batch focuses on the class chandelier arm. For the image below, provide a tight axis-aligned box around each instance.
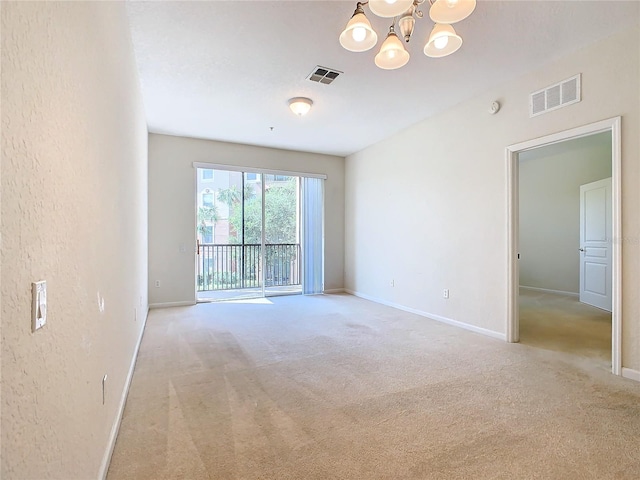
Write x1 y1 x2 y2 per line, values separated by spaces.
384 19 397 36
353 2 369 16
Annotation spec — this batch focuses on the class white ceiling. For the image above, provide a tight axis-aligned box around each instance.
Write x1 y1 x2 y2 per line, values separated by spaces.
126 1 639 157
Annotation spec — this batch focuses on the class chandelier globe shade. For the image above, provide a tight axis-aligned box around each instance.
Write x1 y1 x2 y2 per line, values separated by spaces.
429 0 476 24
369 0 414 18
288 97 313 116
374 29 410 70
339 12 378 52
424 24 462 58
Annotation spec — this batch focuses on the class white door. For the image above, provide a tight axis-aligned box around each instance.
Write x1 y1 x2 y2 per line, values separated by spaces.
579 177 612 311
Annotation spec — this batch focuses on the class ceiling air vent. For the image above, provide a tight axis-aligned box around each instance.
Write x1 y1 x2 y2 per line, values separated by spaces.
307 66 342 85
529 74 581 117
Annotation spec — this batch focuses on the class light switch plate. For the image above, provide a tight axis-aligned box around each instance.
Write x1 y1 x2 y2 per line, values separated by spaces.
32 281 47 332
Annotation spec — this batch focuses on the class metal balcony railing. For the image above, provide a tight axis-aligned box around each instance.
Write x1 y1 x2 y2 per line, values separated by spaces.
197 243 301 292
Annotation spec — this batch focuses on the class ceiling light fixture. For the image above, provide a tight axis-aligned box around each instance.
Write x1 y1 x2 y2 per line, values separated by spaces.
339 3 378 52
288 97 313 116
424 23 462 58
339 0 476 70
375 25 410 70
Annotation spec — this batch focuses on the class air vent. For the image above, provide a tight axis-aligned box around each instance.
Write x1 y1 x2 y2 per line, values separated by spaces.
307 65 342 85
529 74 581 117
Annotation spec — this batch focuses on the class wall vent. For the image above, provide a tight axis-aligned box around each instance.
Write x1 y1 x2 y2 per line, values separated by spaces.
307 66 342 85
529 74 581 117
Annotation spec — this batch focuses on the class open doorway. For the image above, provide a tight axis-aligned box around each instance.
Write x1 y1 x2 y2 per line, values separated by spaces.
506 117 622 376
517 132 612 367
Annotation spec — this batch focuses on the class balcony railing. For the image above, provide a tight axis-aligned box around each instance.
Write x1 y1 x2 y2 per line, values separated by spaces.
197 243 301 292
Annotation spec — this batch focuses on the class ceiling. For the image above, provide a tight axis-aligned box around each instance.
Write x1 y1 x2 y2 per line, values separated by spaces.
126 1 639 157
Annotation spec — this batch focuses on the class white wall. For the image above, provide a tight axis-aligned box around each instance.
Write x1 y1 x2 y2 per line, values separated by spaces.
148 134 344 306
1 3 148 478
519 132 612 294
345 25 640 370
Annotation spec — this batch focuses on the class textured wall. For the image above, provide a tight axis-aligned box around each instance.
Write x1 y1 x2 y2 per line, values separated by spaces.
519 133 612 294
345 25 640 370
148 133 345 307
1 2 148 478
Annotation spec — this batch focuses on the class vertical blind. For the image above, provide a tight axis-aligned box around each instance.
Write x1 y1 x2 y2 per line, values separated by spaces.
302 177 324 294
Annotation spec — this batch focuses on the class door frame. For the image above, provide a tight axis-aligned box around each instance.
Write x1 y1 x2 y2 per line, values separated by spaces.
506 116 622 376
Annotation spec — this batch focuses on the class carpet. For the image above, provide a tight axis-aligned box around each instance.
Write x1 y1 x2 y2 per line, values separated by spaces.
107 293 640 479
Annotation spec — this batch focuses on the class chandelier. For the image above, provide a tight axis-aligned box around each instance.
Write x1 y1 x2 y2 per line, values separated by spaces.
339 0 476 70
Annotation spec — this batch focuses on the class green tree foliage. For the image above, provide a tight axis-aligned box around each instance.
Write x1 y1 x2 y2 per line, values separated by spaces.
197 205 219 237
228 178 297 244
216 185 240 207
218 184 257 241
217 184 256 207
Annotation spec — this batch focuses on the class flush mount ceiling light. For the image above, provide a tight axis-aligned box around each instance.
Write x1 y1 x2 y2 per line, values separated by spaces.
288 97 313 116
339 0 476 70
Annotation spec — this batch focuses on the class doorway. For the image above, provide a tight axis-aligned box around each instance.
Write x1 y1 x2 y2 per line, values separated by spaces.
517 132 612 367
506 117 622 375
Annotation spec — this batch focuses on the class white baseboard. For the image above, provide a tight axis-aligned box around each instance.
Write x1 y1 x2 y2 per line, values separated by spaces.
519 285 579 297
323 288 345 294
622 367 640 382
344 289 506 341
99 307 149 480
149 300 196 309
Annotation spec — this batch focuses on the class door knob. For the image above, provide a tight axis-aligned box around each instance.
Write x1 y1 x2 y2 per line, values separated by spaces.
579 248 585 252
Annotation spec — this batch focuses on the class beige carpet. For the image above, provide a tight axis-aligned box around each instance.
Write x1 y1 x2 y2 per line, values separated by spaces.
107 293 640 479
519 288 612 368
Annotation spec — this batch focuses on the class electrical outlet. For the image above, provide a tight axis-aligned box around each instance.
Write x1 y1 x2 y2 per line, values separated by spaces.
155 280 161 288
443 289 449 299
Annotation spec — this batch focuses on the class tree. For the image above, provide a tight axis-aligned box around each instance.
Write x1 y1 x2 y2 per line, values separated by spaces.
217 185 240 207
228 179 297 244
217 184 255 207
226 178 299 285
197 205 219 242
218 184 256 242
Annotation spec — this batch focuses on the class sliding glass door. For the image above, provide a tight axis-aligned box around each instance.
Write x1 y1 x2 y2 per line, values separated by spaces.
196 169 263 301
263 174 301 296
196 167 311 301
